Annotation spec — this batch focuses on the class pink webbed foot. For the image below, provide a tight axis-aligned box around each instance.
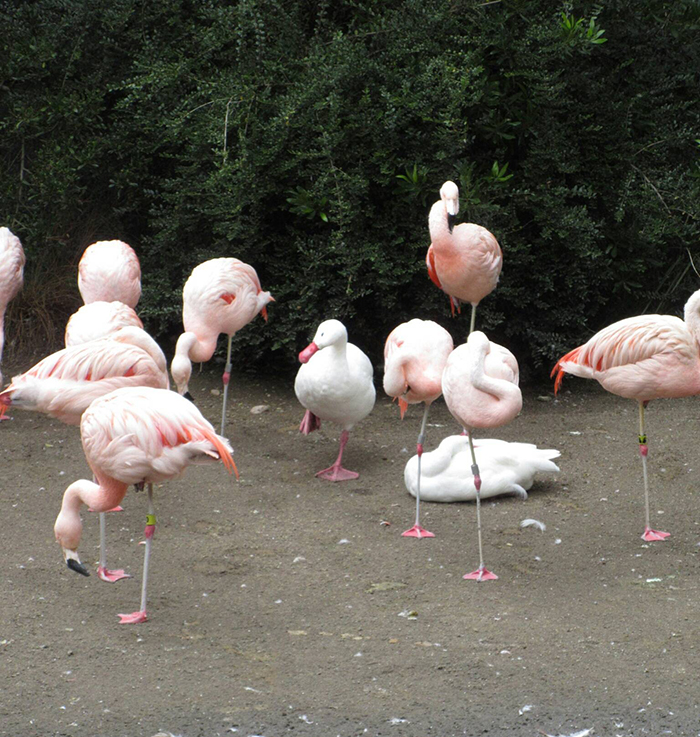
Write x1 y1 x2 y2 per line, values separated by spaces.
463 566 498 582
402 524 435 539
299 410 321 435
97 566 132 583
0 415 12 422
88 506 124 513
118 610 147 624
643 526 670 542
315 464 358 482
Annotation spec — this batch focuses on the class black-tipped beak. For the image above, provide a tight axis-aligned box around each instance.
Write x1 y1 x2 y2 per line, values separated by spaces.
447 213 457 233
184 391 195 403
67 559 90 577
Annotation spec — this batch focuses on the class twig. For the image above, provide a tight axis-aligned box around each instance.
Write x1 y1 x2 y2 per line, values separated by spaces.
630 164 671 215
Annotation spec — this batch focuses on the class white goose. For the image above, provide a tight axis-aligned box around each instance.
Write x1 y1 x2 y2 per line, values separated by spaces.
404 435 560 503
294 319 376 481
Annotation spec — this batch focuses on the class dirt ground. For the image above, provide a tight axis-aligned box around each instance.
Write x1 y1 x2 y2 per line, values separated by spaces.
1 360 700 737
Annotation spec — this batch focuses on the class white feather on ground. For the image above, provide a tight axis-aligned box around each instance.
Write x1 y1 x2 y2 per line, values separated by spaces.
520 518 547 532
403 435 560 503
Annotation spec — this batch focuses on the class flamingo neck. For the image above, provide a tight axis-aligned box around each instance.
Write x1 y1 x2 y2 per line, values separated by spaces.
684 290 700 349
428 199 451 243
55 476 128 551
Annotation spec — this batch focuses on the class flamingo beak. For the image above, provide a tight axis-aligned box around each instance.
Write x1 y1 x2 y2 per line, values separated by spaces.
298 342 319 364
64 549 90 577
447 213 457 233
261 296 275 323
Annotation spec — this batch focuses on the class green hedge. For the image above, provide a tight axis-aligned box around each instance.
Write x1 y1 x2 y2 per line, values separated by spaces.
2 0 699 379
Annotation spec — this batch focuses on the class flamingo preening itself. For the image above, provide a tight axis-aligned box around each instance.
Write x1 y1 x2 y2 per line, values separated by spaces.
170 257 274 435
442 331 522 581
295 319 376 481
552 288 700 542
0 227 25 389
426 181 502 334
383 318 453 537
54 386 236 624
78 240 142 308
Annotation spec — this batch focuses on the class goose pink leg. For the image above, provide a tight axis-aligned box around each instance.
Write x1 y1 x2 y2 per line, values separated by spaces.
316 430 358 481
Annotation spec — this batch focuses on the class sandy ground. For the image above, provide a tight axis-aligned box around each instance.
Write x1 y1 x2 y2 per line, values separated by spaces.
1 362 700 737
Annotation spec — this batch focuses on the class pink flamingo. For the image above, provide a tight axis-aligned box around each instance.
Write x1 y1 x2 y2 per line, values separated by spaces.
295 319 376 481
54 386 237 623
0 326 169 582
0 227 25 389
170 258 274 435
552 288 700 542
426 181 502 334
383 318 453 537
442 331 522 581
65 300 143 347
78 240 141 308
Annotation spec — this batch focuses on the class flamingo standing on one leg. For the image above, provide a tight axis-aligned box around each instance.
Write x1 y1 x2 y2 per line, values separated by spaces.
170 258 273 435
54 386 237 623
295 319 376 481
65 300 143 347
383 318 453 537
0 227 26 389
78 240 141 308
551 288 700 542
426 181 502 334
442 331 522 581
0 326 169 582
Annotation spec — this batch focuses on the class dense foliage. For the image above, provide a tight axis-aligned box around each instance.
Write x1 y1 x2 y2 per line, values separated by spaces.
2 0 699 379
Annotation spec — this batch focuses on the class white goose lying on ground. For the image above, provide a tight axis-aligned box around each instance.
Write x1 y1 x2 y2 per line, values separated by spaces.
404 435 560 502
295 319 376 481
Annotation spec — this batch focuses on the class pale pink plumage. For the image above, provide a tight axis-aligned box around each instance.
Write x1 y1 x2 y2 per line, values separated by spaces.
442 330 522 580
383 318 454 417
383 318 454 537
53 386 236 623
171 258 273 402
65 300 143 347
0 326 168 425
0 227 26 387
78 240 141 308
552 288 700 541
426 181 502 329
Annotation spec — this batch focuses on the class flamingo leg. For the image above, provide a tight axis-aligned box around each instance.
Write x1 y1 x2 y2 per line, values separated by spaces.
221 334 233 437
119 484 154 623
639 401 669 542
97 511 131 583
403 404 435 538
92 474 130 582
315 430 358 481
463 430 498 581
469 304 477 336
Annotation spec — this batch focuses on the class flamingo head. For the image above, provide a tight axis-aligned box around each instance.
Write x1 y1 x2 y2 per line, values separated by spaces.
440 181 460 231
170 354 192 396
54 498 90 577
258 292 275 322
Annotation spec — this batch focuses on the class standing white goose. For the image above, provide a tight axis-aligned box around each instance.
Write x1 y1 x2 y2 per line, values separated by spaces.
294 319 376 481
0 227 25 388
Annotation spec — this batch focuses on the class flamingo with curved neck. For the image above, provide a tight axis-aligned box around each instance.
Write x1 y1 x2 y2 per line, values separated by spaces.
442 330 522 581
171 257 273 435
426 181 502 334
383 318 453 537
54 386 236 623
